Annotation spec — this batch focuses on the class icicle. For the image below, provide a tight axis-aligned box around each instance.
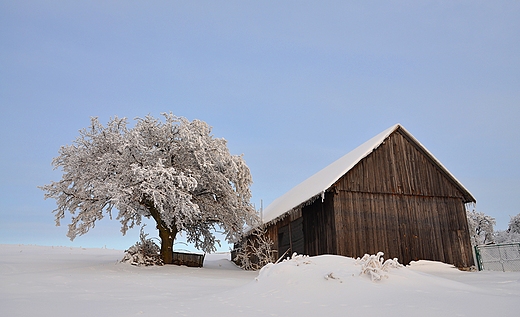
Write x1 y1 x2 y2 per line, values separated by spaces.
465 201 476 213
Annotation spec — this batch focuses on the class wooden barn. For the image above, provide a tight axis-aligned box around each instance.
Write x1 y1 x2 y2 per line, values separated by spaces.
237 124 476 268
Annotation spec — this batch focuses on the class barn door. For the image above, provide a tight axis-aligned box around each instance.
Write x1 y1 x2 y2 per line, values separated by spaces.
278 217 304 258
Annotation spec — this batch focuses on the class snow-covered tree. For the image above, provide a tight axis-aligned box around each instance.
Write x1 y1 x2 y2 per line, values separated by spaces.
493 230 520 244
494 213 520 244
40 113 258 264
466 209 495 246
508 213 520 235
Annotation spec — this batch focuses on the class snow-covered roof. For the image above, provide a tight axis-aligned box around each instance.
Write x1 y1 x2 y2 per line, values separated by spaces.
261 124 475 225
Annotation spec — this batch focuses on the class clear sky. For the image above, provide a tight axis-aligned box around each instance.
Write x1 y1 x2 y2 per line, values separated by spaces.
1 1 519 251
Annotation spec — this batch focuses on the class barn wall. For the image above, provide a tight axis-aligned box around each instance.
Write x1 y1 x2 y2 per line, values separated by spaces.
278 217 304 256
332 130 474 267
262 208 302 260
260 193 336 260
302 192 336 256
333 192 473 267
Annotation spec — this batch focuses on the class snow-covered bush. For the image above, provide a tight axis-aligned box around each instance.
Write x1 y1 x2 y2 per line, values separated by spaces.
355 252 402 281
467 209 495 245
121 226 163 266
234 228 275 270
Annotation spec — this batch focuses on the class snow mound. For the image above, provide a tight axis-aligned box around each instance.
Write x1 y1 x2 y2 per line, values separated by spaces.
255 253 403 285
408 260 459 273
212 252 511 316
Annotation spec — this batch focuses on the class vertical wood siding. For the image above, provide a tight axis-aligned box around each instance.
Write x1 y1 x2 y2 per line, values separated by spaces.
302 193 336 255
262 209 302 260
333 130 474 267
335 130 467 199
333 192 473 266
278 217 304 256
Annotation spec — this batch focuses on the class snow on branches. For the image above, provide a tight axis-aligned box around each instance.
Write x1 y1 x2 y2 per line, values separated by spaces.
355 252 403 281
121 226 163 266
40 113 258 262
508 213 520 235
494 213 520 244
466 209 495 246
234 228 275 270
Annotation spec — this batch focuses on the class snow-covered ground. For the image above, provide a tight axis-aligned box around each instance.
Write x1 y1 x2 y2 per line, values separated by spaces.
1 245 519 316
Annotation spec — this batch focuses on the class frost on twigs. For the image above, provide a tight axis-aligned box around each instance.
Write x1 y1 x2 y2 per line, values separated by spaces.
494 212 520 244
467 209 496 246
324 272 341 282
234 228 275 270
121 226 163 266
355 252 402 281
284 253 312 266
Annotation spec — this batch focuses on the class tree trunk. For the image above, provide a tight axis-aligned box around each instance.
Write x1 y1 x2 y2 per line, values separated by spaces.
144 199 178 265
157 223 177 264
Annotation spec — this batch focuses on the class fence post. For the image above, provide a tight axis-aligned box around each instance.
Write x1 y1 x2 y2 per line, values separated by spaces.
498 245 505 272
474 245 482 271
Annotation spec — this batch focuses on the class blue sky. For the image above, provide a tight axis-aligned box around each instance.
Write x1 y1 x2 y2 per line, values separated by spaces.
1 1 519 251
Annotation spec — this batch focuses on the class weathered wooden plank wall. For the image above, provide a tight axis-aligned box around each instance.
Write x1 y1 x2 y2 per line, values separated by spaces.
332 130 474 267
302 193 336 256
336 130 467 199
333 192 472 266
262 209 301 260
172 251 205 267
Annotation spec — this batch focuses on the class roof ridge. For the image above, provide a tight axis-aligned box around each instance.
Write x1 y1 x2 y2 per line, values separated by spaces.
260 124 475 226
261 124 401 224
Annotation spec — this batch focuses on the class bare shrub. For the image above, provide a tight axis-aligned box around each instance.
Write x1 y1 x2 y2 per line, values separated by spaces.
121 226 163 266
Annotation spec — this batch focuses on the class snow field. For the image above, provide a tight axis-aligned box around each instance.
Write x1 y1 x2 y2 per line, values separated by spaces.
1 245 519 316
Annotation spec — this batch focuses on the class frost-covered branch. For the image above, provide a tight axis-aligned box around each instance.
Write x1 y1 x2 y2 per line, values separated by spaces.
121 225 163 266
466 209 495 246
494 213 520 244
355 252 403 281
234 228 275 270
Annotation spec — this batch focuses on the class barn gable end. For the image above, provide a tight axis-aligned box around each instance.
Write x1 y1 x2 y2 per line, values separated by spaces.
332 128 474 267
